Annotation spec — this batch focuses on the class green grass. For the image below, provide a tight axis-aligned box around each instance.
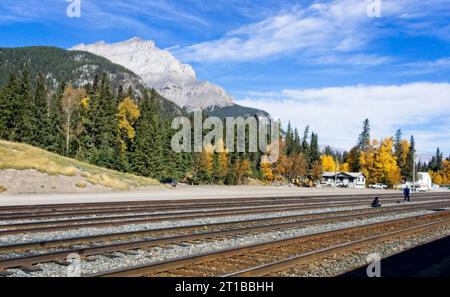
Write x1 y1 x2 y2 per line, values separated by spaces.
0 140 160 190
0 184 6 193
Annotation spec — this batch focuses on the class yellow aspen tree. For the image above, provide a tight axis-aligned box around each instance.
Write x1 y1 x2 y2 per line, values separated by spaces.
62 86 86 156
443 160 450 184
260 155 274 183
232 159 242 185
240 159 252 184
117 97 140 153
340 163 350 172
378 138 401 186
363 138 401 186
291 153 308 178
398 140 410 167
360 139 378 184
321 155 337 172
214 139 228 182
199 144 214 183
310 161 323 184
430 160 450 185
274 142 292 180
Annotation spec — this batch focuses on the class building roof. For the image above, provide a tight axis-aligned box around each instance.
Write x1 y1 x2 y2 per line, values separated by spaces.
322 172 366 178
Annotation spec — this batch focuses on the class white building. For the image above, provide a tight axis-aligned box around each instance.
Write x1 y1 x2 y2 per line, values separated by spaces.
417 172 432 190
321 172 366 189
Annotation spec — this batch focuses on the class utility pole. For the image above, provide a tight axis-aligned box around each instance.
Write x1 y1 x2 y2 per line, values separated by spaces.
412 152 416 192
334 156 338 189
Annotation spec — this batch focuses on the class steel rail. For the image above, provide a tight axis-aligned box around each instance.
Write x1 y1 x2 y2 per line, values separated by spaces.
1 197 450 236
88 210 450 277
0 192 441 213
224 218 450 276
0 200 448 254
2 193 444 220
1 203 448 271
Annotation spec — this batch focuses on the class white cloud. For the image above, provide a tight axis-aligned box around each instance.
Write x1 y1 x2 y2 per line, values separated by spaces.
399 57 450 75
174 0 450 64
236 83 450 153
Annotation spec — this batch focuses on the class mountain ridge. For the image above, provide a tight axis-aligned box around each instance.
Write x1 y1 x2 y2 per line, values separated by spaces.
70 37 235 111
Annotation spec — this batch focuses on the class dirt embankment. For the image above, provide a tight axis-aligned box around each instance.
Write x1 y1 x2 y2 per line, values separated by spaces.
0 140 160 195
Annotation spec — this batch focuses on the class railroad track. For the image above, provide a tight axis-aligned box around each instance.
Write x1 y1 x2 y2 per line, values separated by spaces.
0 201 449 273
0 193 445 219
1 196 450 236
89 211 450 277
1 192 449 277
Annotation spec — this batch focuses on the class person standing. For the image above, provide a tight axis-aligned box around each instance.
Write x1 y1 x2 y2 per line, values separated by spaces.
404 186 411 202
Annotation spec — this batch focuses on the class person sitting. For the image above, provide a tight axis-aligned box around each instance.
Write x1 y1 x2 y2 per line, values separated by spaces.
371 197 381 208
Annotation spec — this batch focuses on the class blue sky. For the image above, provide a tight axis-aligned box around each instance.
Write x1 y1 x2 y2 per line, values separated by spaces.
1 0 450 155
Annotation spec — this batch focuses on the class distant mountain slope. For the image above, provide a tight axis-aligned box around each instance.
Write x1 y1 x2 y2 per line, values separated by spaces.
71 38 235 110
201 104 271 118
0 46 144 91
0 45 270 119
0 46 185 117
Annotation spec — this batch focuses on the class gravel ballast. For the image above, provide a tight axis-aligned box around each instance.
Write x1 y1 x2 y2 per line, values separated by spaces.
4 208 441 277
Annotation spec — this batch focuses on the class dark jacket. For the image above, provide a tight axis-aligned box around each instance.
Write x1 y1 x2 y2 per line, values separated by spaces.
404 187 411 196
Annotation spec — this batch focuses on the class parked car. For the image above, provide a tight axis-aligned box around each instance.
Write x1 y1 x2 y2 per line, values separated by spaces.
369 183 388 189
431 184 440 191
160 178 178 187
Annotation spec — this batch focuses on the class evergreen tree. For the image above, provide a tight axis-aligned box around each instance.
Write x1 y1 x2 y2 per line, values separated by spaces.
0 73 21 140
357 119 371 151
309 132 321 168
31 72 50 147
46 82 65 154
435 147 443 171
292 128 301 154
16 66 34 143
285 122 293 156
404 135 416 181
394 129 402 160
128 91 164 178
301 125 310 162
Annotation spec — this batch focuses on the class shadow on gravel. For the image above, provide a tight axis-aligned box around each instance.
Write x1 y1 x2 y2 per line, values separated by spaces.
340 235 450 277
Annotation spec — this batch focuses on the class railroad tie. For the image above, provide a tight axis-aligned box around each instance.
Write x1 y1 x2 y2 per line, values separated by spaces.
0 270 14 277
19 265 42 273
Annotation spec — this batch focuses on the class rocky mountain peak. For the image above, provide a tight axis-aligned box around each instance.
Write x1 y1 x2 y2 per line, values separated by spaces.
70 38 234 109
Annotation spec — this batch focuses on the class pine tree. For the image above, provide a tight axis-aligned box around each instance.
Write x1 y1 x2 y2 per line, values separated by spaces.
31 72 50 147
435 147 443 171
394 129 402 160
301 125 310 157
17 66 34 143
309 132 321 166
0 73 21 140
292 128 301 154
46 82 65 154
128 90 166 178
404 135 416 181
358 119 371 151
285 122 293 156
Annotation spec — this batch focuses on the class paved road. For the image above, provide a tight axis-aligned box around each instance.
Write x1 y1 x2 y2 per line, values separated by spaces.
0 186 405 206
